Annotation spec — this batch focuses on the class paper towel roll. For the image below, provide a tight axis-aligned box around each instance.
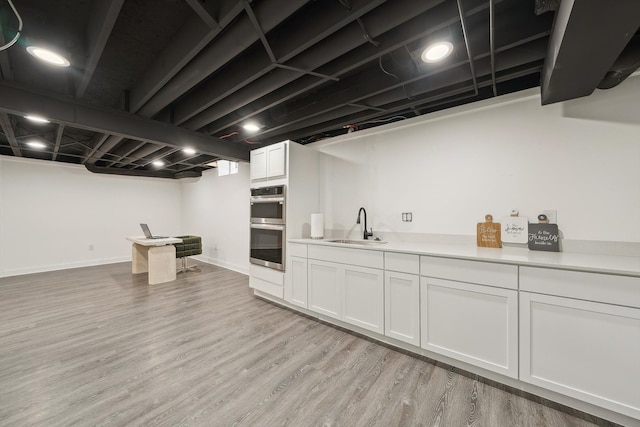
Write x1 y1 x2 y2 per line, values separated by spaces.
311 213 324 239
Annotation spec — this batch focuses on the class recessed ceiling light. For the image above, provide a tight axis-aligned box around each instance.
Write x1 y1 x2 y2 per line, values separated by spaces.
26 140 46 149
26 46 71 67
243 122 261 132
421 41 454 63
24 115 50 124
152 160 165 167
182 147 196 155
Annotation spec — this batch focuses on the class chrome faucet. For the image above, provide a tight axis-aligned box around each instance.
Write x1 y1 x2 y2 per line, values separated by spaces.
356 207 374 240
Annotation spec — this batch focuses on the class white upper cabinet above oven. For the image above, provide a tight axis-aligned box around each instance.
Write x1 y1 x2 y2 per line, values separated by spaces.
250 141 287 182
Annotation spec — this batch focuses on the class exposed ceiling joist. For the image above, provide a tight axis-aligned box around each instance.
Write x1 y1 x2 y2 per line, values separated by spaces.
75 0 125 98
540 0 640 104
136 0 312 118
52 123 64 160
129 0 248 113
3 0 637 177
185 0 219 30
0 81 249 162
0 112 20 156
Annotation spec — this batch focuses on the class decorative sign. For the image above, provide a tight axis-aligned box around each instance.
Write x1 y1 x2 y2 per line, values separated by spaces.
501 209 528 244
477 214 502 248
528 223 560 252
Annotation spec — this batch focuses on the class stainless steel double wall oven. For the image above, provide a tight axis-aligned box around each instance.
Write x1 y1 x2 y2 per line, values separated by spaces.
249 185 285 271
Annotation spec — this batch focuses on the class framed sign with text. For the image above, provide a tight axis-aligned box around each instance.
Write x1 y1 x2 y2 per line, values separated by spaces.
528 220 560 252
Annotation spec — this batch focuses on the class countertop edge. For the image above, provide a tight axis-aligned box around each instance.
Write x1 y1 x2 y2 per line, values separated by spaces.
288 238 640 277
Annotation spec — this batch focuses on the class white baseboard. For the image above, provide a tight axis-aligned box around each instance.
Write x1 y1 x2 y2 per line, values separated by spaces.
0 257 130 278
0 255 250 279
192 255 250 276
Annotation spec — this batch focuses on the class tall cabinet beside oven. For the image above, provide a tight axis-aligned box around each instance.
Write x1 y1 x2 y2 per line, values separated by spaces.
249 140 321 300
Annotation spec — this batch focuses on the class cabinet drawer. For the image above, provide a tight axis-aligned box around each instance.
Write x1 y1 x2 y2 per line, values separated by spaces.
420 256 517 290
308 245 383 269
250 264 284 286
385 252 419 274
250 276 283 299
288 242 307 258
520 267 640 308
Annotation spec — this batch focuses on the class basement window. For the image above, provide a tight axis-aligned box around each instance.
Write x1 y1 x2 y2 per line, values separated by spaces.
217 160 239 176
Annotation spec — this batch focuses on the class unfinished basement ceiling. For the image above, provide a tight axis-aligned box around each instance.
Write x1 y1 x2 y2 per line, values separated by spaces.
0 0 639 178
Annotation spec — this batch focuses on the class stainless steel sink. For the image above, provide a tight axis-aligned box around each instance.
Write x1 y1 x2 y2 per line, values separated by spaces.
326 239 387 245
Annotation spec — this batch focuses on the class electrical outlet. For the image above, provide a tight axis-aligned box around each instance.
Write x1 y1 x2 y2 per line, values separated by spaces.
401 212 413 222
89 244 95 251
543 210 557 224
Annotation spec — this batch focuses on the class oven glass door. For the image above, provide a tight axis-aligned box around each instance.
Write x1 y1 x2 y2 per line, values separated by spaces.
250 198 285 224
250 224 285 270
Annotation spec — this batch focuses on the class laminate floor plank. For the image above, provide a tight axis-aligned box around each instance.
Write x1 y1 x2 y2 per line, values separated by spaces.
0 262 618 427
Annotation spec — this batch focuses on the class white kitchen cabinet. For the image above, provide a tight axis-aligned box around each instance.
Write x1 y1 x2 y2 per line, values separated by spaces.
285 243 308 307
420 277 518 378
520 292 640 420
385 271 420 345
250 148 267 180
308 259 341 318
250 141 286 182
342 264 384 334
307 245 384 333
285 256 308 308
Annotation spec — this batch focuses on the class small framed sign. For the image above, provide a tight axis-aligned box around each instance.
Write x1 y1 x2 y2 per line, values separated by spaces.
477 214 502 248
501 209 528 244
528 214 560 252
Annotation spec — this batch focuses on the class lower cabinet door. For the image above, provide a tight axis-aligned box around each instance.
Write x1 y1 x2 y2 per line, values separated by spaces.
420 277 518 378
285 256 308 308
342 264 384 334
385 271 420 346
520 292 640 419
308 259 340 319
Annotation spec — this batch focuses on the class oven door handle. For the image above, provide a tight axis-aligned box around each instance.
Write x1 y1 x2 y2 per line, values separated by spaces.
250 223 285 231
250 197 285 204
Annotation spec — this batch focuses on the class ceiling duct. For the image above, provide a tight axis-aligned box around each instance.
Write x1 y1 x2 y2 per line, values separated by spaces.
540 0 640 105
597 34 640 89
534 0 559 15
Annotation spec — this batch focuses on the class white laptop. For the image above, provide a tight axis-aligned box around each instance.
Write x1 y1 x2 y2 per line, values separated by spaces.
140 223 168 239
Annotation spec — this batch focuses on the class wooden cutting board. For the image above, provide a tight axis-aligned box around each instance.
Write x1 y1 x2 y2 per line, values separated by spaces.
528 214 560 252
477 214 502 248
501 209 528 244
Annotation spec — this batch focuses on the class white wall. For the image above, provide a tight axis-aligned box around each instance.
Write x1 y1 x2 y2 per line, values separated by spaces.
2 74 638 278
311 75 640 244
180 163 251 274
0 157 183 277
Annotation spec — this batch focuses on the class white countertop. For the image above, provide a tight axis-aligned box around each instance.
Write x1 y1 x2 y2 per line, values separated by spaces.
289 238 640 277
126 236 183 246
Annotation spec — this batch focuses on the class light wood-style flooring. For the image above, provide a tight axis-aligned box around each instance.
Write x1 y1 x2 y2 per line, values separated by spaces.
0 262 618 426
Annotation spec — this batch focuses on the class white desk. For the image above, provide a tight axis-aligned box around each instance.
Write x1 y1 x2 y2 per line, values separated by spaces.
126 236 183 284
